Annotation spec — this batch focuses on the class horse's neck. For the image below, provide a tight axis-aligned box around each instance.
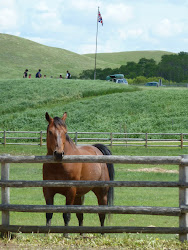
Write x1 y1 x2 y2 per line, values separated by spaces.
64 138 77 154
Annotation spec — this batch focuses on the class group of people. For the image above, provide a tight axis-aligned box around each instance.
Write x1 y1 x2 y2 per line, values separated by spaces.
23 69 71 79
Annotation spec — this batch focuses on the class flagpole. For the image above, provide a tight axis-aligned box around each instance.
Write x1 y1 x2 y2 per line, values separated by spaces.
94 7 99 80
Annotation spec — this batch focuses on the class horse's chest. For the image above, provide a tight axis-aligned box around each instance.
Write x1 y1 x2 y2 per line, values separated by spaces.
43 163 78 180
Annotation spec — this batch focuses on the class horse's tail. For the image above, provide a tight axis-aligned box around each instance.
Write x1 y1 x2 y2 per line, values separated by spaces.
93 144 114 207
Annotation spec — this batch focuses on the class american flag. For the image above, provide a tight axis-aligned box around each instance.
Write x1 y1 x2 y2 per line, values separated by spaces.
98 11 103 26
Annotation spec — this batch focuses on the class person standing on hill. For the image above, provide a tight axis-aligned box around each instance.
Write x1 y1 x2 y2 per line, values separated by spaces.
23 69 28 78
66 70 71 79
36 69 42 78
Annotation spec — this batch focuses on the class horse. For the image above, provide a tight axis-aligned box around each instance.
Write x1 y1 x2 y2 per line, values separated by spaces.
43 112 115 230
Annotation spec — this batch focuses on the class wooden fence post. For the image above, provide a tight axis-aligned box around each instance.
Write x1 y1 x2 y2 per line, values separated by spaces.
40 131 43 147
145 133 148 148
1 157 10 237
179 155 188 242
3 131 6 147
110 133 113 147
181 133 184 149
75 132 78 146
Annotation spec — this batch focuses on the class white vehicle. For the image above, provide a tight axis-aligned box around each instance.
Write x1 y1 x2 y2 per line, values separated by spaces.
106 74 128 85
116 78 128 84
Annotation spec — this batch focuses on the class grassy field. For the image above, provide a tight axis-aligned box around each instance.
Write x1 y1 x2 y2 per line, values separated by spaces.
1 77 188 248
0 33 174 80
0 34 120 79
1 78 188 135
0 145 188 249
84 50 174 65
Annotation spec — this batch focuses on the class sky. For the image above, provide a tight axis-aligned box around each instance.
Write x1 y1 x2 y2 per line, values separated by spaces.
0 0 188 54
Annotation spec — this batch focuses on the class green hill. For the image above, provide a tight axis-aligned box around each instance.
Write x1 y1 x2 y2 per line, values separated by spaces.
0 78 188 134
84 50 175 66
0 34 176 79
0 34 120 79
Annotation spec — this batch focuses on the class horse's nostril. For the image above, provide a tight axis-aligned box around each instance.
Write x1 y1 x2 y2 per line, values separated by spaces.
53 151 64 160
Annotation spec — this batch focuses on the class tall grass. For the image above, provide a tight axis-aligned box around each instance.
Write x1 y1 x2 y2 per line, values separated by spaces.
1 79 188 135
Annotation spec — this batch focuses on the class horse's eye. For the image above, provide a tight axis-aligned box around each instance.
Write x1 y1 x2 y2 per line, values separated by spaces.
49 130 53 135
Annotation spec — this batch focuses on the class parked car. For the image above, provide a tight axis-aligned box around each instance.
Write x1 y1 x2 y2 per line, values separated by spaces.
106 74 128 85
116 78 128 84
145 82 159 87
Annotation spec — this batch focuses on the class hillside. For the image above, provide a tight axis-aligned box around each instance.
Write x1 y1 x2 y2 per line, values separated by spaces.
0 78 188 134
84 50 175 66
0 34 176 80
0 34 120 79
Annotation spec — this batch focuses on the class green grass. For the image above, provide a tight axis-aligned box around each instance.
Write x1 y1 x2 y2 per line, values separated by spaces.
84 50 174 65
0 34 120 79
1 78 188 135
0 34 175 80
0 146 188 248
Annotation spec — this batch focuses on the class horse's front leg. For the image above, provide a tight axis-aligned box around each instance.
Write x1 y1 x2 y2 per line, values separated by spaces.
63 187 76 237
43 188 54 227
74 195 85 234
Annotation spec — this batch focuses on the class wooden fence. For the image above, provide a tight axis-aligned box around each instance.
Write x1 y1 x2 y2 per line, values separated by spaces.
1 131 188 148
1 154 188 241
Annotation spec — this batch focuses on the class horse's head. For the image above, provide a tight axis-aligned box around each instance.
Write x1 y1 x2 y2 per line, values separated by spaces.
45 112 67 160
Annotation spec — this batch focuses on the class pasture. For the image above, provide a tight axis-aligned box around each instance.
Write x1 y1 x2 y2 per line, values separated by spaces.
0 145 188 249
1 78 188 134
1 78 188 248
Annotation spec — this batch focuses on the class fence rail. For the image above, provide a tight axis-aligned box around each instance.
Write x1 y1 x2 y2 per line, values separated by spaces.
1 154 188 242
1 131 188 148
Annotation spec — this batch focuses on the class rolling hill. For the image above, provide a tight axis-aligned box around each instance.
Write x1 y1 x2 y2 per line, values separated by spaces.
0 33 174 79
84 50 175 66
0 34 120 79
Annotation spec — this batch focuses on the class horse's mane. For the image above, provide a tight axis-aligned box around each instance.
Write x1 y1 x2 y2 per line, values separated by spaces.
53 117 66 128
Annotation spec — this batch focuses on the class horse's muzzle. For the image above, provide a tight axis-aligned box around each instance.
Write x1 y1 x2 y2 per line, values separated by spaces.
53 151 64 160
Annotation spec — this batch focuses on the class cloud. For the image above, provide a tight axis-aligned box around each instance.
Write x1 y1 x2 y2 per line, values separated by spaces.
153 18 184 37
0 0 18 31
118 28 143 40
104 3 133 23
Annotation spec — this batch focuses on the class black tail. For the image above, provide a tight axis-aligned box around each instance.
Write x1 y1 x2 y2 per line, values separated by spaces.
93 144 114 206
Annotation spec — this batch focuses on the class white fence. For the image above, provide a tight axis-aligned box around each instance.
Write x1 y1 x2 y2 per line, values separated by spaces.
0 154 188 241
1 131 188 148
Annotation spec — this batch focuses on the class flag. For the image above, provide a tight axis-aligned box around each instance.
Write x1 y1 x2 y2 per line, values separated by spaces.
98 11 103 26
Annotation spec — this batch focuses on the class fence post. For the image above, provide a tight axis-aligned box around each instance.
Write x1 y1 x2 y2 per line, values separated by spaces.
40 131 43 146
181 133 184 149
3 131 6 147
110 133 113 147
75 132 78 146
1 156 10 237
179 155 188 242
145 133 148 148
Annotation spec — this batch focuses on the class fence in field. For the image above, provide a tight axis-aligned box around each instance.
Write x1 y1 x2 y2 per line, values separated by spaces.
1 154 188 241
1 131 188 148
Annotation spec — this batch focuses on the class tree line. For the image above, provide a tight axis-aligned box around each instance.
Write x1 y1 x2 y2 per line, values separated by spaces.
79 52 188 83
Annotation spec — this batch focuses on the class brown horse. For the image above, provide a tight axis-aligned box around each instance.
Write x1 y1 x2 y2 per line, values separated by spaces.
43 112 114 229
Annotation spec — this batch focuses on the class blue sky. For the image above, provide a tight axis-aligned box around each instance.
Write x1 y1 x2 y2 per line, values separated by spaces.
0 0 187 54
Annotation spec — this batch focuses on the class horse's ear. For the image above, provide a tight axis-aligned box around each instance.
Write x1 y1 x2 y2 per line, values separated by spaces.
45 112 52 123
62 112 67 121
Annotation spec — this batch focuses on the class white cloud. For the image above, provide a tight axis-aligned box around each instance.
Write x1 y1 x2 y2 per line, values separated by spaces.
153 18 184 37
69 0 100 11
104 3 133 23
118 28 143 40
0 0 19 31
